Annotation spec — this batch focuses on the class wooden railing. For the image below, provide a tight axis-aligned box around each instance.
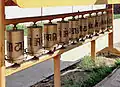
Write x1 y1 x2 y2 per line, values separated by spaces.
0 3 115 87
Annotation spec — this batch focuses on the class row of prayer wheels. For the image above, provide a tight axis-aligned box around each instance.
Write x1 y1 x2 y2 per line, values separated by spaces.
6 10 113 66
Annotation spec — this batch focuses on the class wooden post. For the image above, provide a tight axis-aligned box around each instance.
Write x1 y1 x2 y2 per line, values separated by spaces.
54 55 61 87
91 40 96 60
108 32 113 49
0 0 5 87
107 4 114 49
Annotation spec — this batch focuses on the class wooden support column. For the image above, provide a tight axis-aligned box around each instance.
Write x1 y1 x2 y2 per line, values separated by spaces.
107 4 114 49
91 40 96 60
108 32 113 49
0 0 5 87
54 55 61 87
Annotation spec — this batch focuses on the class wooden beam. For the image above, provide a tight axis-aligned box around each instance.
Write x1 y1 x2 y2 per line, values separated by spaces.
5 9 111 25
91 40 96 60
54 55 61 87
0 0 5 87
5 0 17 6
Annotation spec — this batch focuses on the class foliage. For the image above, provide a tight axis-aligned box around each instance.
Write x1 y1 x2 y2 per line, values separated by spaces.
115 58 120 66
114 14 120 19
78 56 96 71
63 66 115 87
62 56 117 87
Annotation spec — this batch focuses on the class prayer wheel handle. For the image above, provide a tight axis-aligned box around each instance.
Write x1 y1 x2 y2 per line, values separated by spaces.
61 18 65 21
77 11 80 18
72 16 75 20
13 24 17 30
101 11 104 15
89 13 92 17
96 12 98 16
33 22 38 27
49 20 52 24
81 14 84 18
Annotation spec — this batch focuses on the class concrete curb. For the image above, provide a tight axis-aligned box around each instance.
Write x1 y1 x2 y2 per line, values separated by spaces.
94 67 119 87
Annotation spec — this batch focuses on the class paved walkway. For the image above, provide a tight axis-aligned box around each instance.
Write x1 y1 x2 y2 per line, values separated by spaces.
6 19 120 87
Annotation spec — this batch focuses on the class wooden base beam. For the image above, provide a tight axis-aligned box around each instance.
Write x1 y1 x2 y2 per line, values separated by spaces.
54 55 61 87
91 40 96 60
97 47 120 56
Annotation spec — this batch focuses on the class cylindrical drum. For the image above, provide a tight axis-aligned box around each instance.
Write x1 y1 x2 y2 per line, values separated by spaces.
95 12 101 34
7 30 24 64
68 18 79 41
57 20 69 44
27 24 42 56
43 22 57 49
88 14 95 35
107 11 113 29
82 17 88 38
78 18 83 38
101 11 107 32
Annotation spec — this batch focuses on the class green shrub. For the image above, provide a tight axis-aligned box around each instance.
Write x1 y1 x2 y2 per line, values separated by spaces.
115 58 120 66
78 56 95 71
6 25 13 30
80 66 114 87
114 14 120 19
63 66 115 87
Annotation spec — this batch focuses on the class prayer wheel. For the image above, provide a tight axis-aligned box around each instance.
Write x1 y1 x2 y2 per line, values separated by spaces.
43 22 57 50
95 12 101 35
57 20 69 45
6 29 24 64
27 24 42 56
101 11 107 33
88 14 95 38
107 10 113 29
78 17 83 39
81 16 88 39
68 17 79 43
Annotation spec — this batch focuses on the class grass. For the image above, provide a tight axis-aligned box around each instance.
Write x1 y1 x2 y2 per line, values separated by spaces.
114 14 120 19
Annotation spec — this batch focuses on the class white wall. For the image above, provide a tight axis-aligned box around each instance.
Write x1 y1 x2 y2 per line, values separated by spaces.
5 5 106 19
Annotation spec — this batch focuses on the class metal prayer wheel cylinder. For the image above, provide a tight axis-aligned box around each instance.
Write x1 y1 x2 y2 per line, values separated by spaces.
27 24 42 56
43 22 57 49
95 13 101 33
107 11 113 29
81 17 88 38
6 30 24 64
57 20 69 44
88 14 95 35
68 18 79 41
101 11 107 32
78 18 83 38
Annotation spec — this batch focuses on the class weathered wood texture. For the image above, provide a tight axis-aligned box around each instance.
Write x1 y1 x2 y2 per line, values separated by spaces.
0 0 5 87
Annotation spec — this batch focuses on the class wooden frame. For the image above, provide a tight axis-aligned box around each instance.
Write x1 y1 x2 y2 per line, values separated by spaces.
5 9 111 25
0 2 117 87
0 0 5 87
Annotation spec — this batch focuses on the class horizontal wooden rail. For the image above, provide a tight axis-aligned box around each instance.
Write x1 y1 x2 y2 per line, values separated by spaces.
5 8 112 25
6 30 113 76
